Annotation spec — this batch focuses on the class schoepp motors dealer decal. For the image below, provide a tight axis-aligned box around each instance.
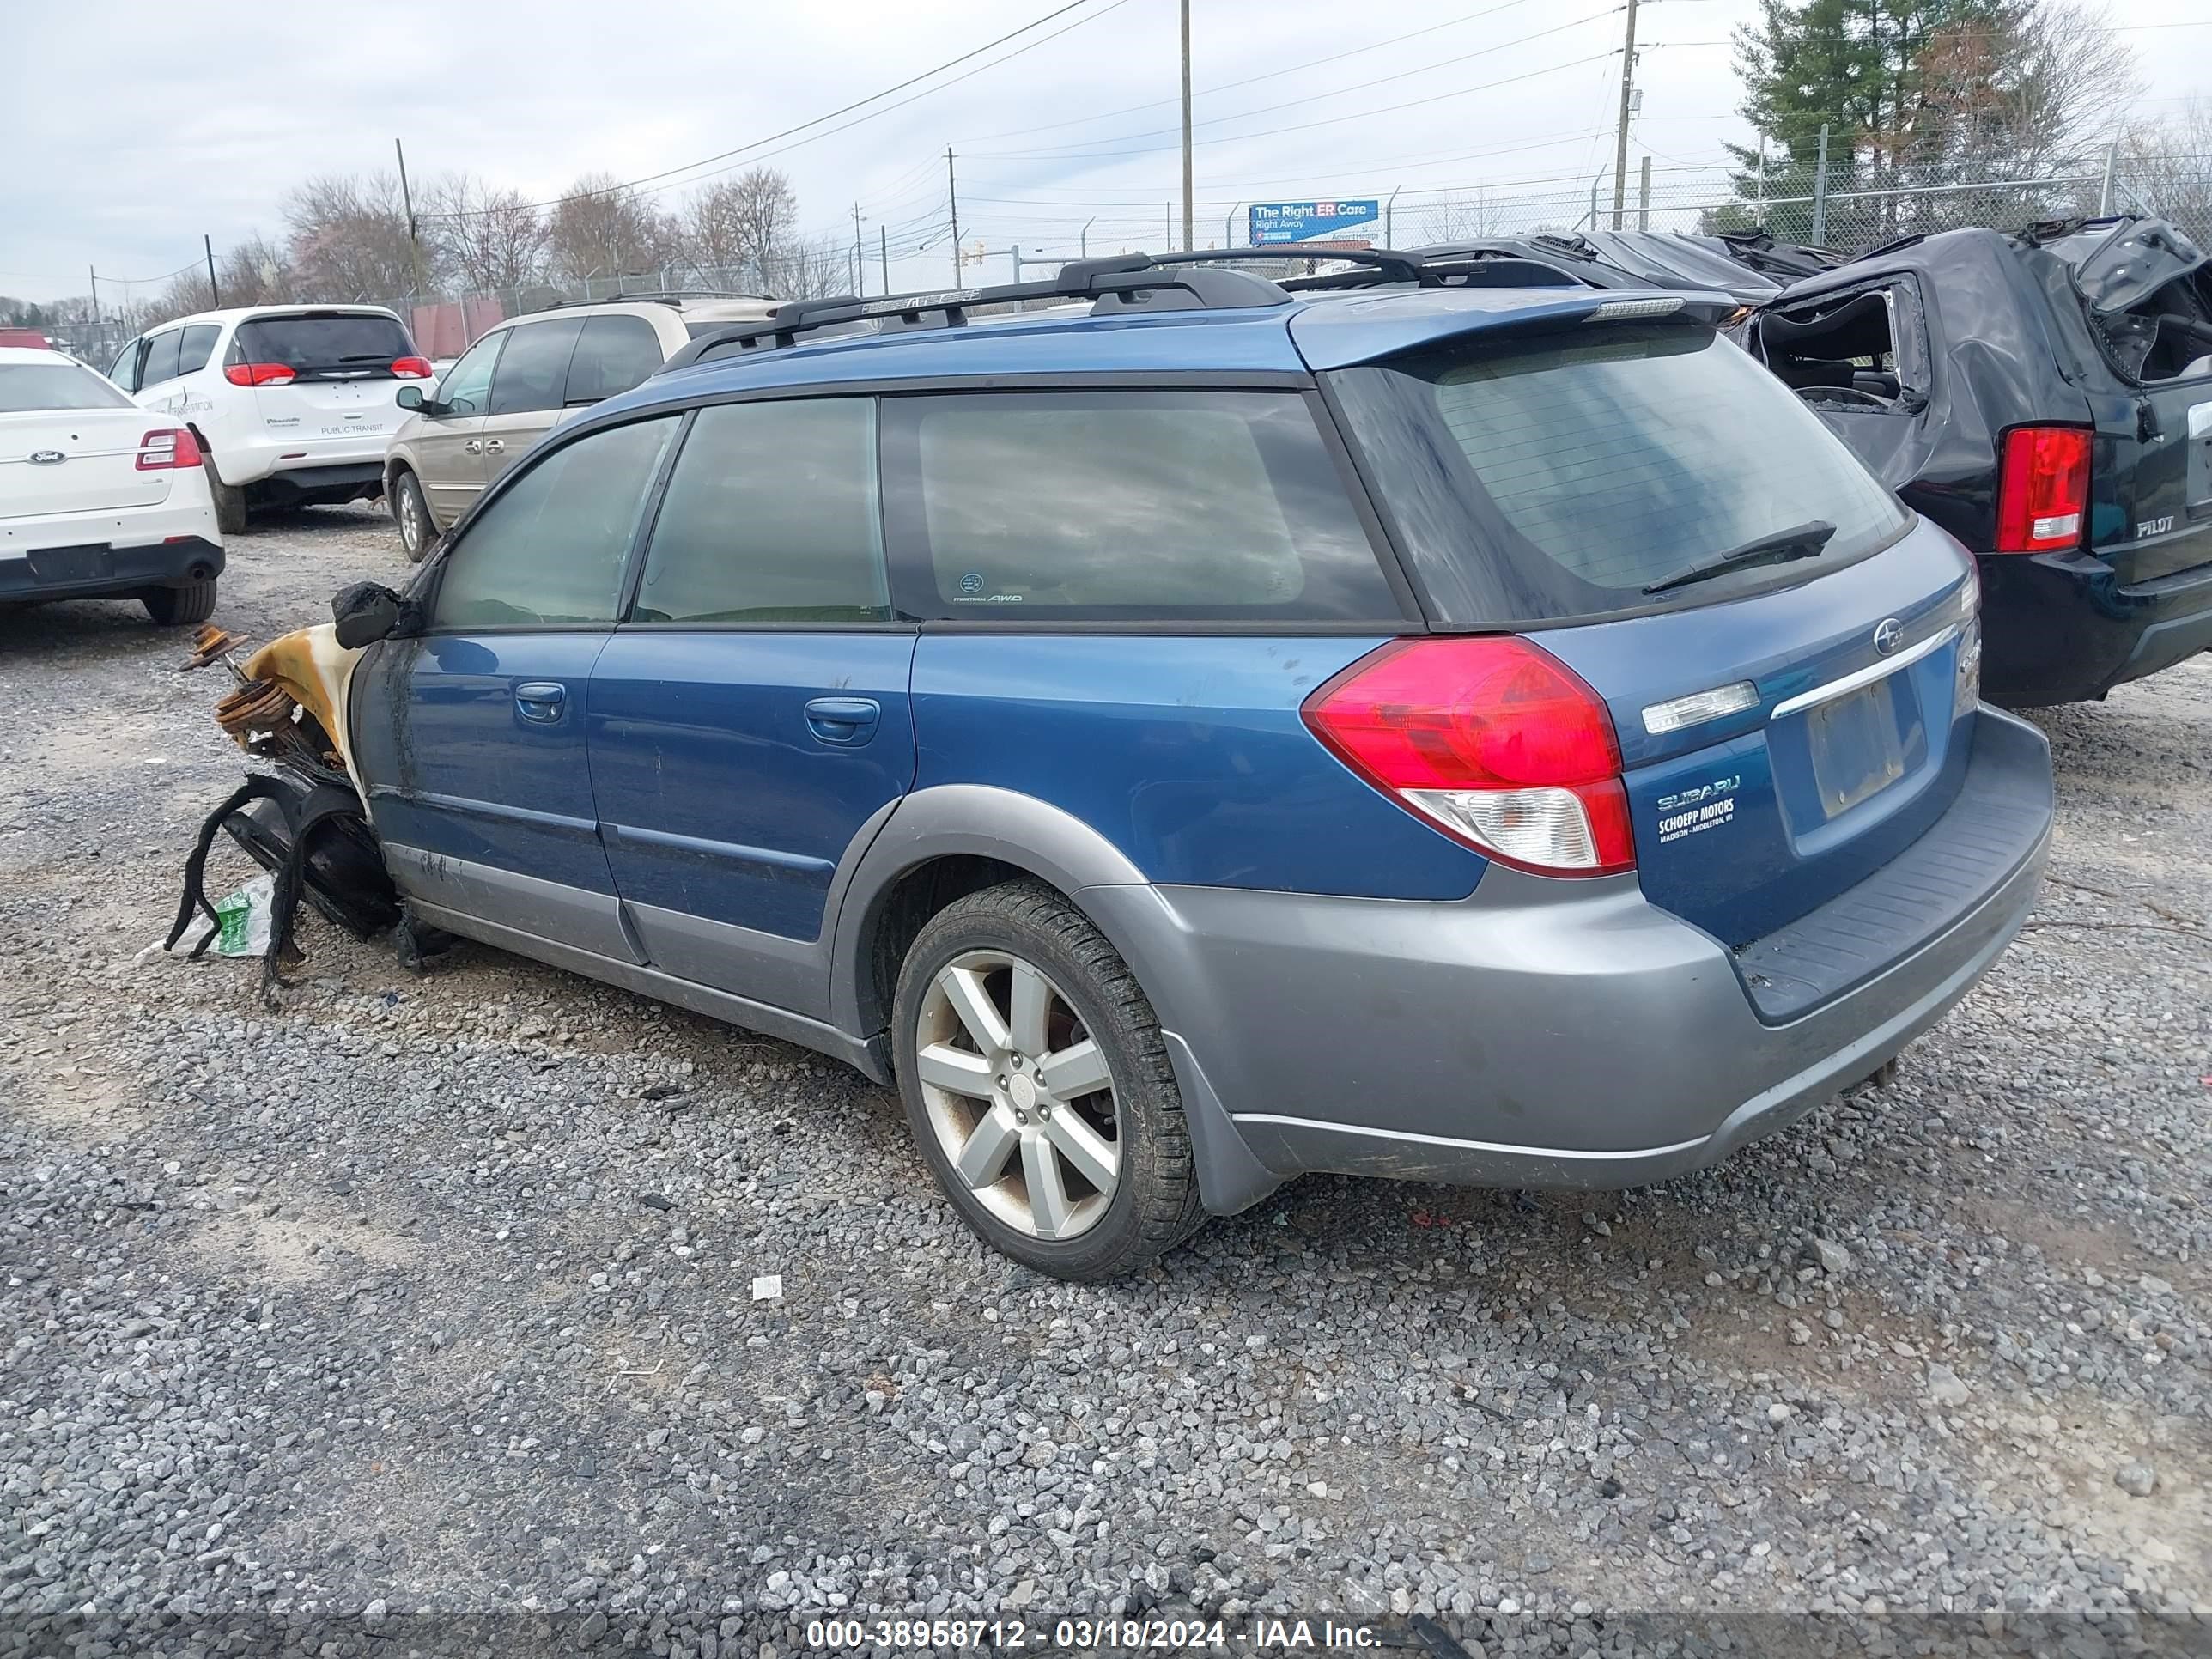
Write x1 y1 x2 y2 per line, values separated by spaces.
1656 775 1741 844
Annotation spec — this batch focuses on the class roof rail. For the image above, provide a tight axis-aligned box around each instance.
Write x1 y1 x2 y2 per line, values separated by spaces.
538 289 775 311
659 251 1313 373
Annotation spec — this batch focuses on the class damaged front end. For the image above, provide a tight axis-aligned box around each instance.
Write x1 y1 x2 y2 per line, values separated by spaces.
170 587 412 998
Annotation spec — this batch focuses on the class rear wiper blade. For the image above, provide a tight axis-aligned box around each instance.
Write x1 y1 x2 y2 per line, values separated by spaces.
1642 520 1836 595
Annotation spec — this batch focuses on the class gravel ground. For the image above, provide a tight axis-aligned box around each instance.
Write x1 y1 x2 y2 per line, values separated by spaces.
1 507 2208 1657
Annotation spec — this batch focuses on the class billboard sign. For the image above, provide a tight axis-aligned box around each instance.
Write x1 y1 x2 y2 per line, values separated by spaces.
1248 199 1382 246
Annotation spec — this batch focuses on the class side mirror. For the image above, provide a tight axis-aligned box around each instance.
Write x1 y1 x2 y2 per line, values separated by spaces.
331 580 404 648
396 383 426 411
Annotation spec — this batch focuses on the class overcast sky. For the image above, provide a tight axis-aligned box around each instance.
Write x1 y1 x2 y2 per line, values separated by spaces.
3 0 2206 305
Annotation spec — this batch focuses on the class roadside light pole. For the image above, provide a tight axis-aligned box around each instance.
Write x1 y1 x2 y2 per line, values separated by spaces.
1610 0 1639 230
1180 0 1194 252
946 148 962 286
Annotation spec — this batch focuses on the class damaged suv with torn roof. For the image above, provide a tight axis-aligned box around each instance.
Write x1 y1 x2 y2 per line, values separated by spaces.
183 249 2051 1279
1739 215 2212 707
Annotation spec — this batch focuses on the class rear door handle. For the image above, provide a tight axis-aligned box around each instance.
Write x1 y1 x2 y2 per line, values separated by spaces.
804 696 881 745
483 439 506 453
514 681 567 722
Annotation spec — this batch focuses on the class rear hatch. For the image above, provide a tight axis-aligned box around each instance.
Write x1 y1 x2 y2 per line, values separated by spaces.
229 311 424 447
0 362 169 517
1311 295 1978 950
2039 219 2212 581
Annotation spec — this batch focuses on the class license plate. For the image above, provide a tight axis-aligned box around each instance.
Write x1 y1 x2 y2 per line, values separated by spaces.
1807 677 1905 817
26 543 106 585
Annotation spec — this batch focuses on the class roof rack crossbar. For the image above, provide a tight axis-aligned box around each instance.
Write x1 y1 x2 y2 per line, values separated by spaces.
659 250 1315 373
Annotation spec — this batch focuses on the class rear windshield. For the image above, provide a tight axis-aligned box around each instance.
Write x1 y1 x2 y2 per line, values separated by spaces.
1328 322 1910 625
0 362 135 411
232 313 416 380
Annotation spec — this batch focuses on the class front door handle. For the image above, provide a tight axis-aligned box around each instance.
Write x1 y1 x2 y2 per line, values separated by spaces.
463 439 483 454
514 681 567 723
483 439 506 453
804 696 881 745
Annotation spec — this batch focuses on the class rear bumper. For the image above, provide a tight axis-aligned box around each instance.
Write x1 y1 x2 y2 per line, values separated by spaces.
1085 708 2051 1212
0 534 225 604
1980 534 2212 705
213 428 392 491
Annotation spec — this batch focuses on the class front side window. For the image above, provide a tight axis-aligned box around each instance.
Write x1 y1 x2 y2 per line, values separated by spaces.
633 399 888 624
432 416 677 629
139 330 183 387
489 318 585 416
434 331 503 416
565 315 665 405
177 324 221 377
1329 323 1911 624
883 390 1402 622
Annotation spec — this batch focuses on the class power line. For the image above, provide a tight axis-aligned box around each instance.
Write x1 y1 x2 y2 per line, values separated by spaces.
957 0 1546 144
970 10 1626 159
416 0 1127 221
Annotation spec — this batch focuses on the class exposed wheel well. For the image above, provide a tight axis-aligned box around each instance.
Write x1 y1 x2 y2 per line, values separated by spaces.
857 854 1036 1038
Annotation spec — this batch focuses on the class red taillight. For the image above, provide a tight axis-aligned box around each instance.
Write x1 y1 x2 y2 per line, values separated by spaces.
224 362 295 386
136 428 204 471
1994 425 2090 553
391 356 434 379
1302 636 1635 876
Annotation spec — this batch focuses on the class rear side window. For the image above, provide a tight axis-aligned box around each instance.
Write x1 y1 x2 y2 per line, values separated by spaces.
232 313 416 382
564 315 665 404
0 362 136 411
633 399 888 624
177 324 221 377
490 318 585 416
433 416 678 629
140 330 184 387
1329 324 1910 624
883 390 1401 622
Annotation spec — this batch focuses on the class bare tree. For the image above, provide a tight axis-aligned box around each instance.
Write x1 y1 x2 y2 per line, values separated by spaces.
682 167 799 283
284 172 428 301
547 173 671 286
1916 0 2142 174
219 234 301 307
1415 189 1505 245
758 234 852 300
2122 100 2212 246
427 173 549 292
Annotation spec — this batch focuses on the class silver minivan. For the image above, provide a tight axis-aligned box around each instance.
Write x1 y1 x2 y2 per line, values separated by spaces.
382 296 775 559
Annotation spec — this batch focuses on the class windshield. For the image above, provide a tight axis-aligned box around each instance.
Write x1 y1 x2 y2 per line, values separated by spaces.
233 313 416 380
1328 322 1910 624
0 362 136 411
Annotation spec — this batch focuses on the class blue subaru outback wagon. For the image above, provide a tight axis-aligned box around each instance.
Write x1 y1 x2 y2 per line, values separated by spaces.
322 250 2053 1279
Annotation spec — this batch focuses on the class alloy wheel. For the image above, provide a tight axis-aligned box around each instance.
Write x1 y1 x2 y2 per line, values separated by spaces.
913 949 1120 1241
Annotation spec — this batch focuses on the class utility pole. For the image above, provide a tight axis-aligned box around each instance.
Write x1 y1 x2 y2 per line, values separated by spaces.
204 234 220 307
394 137 428 299
1609 0 1640 230
88 266 99 325
880 226 890 295
1179 0 1194 252
946 148 962 285
853 203 864 298
1638 156 1651 231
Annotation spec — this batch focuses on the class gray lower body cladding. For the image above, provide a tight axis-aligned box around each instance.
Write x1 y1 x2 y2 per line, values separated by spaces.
1085 708 2051 1206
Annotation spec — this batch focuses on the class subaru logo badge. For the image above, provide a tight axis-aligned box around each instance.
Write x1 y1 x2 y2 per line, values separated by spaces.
1872 617 1905 656
28 449 64 465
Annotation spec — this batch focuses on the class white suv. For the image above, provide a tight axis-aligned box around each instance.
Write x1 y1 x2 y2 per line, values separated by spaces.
106 305 431 533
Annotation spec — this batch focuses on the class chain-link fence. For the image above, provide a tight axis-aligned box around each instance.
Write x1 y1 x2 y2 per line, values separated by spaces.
1385 150 2205 258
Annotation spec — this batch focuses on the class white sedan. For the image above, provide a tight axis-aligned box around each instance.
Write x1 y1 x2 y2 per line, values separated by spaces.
0 346 223 624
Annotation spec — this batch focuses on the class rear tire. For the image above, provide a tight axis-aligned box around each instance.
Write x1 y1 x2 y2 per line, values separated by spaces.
391 470 435 562
203 457 247 537
143 580 217 626
890 878 1204 1280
